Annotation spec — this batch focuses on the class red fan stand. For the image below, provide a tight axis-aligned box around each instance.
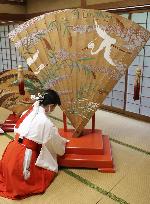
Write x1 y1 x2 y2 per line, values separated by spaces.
1 113 19 132
58 113 115 173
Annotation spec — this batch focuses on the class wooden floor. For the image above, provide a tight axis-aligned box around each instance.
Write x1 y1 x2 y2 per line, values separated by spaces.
0 107 150 204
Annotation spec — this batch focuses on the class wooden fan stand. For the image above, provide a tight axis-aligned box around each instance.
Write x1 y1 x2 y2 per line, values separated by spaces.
58 113 115 173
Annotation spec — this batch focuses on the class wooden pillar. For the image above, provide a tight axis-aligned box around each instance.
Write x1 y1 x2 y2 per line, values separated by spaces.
63 112 67 132
92 113 95 132
123 13 131 111
81 0 86 8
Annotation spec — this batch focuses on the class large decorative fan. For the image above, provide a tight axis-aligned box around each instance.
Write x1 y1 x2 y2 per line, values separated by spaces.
8 8 150 136
0 69 42 114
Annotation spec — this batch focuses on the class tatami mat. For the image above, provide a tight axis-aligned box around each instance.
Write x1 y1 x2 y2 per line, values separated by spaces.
69 142 150 204
0 108 12 124
0 107 150 203
97 195 122 204
94 110 150 152
0 136 11 156
22 171 102 204
112 174 150 204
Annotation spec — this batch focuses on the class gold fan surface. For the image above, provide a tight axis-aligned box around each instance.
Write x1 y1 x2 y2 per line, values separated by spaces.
0 89 31 115
8 8 150 135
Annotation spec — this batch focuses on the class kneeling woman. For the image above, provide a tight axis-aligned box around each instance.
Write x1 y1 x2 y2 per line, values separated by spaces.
0 89 68 199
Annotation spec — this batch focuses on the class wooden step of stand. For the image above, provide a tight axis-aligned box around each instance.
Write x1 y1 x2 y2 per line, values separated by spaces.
59 129 104 155
58 113 115 173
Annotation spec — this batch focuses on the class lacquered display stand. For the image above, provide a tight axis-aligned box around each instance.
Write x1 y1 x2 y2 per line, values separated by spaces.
1 113 19 132
58 113 115 173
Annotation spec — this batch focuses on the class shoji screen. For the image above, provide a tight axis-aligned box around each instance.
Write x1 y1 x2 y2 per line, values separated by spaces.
0 24 28 72
103 12 150 117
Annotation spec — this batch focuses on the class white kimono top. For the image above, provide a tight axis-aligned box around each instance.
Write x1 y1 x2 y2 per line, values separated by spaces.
14 102 68 179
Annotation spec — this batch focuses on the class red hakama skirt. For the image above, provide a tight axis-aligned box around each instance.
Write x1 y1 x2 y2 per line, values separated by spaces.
0 134 56 199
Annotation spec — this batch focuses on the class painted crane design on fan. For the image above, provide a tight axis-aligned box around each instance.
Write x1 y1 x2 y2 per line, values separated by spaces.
27 50 39 66
26 50 46 75
88 20 116 66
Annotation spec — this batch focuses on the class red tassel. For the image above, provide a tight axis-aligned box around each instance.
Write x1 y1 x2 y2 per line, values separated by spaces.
19 81 25 95
18 65 25 95
133 67 141 101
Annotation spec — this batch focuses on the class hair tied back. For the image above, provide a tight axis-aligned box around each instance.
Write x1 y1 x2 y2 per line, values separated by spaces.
31 93 44 102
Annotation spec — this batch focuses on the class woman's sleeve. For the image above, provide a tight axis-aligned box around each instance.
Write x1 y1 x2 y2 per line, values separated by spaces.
45 125 69 156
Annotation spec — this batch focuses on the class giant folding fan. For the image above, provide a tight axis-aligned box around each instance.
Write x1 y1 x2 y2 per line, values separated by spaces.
0 69 41 115
8 8 150 136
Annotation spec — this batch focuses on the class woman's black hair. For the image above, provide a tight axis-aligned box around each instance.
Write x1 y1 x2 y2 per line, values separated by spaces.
39 89 61 106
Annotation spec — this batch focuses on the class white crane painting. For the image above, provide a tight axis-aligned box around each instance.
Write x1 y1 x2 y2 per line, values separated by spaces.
88 20 116 66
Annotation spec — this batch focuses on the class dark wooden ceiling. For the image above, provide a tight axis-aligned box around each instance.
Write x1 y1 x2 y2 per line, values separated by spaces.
0 0 26 5
0 0 150 23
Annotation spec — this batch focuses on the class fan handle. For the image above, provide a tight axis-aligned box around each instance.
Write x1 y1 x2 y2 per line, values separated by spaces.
63 113 95 133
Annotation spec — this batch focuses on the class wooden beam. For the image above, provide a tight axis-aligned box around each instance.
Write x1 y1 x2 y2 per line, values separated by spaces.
100 105 150 123
0 13 27 22
81 0 86 8
0 0 26 6
86 0 150 12
108 6 150 14
0 1 150 22
0 7 77 22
